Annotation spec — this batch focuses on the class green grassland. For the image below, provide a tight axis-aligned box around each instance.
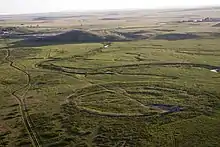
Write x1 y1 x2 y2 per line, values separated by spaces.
1 8 220 147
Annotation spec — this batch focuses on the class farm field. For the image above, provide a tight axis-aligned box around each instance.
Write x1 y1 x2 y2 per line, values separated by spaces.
0 7 220 147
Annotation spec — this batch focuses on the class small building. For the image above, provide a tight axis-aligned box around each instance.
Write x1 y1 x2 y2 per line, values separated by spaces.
3 31 9 35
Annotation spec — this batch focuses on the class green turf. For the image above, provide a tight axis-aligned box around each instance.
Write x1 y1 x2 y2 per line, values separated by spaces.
1 8 220 147
1 37 220 146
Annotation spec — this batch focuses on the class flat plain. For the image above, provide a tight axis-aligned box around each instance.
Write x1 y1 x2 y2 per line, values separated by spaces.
0 7 220 147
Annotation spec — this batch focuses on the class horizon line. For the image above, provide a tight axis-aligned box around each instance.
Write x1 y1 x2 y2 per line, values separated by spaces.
0 5 219 16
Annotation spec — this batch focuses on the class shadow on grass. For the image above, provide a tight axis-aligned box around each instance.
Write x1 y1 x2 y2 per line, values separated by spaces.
9 30 139 48
10 30 106 47
8 29 154 48
154 33 200 41
8 31 220 48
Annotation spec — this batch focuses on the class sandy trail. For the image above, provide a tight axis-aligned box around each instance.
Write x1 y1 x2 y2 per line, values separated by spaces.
5 49 41 147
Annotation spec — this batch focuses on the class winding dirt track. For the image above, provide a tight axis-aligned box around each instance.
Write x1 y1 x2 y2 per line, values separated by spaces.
5 49 41 147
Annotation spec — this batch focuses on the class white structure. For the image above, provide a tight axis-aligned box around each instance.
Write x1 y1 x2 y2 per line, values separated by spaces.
210 69 219 73
2 31 9 35
104 45 109 48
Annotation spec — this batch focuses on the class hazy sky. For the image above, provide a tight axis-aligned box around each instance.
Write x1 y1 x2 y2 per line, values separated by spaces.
1 0 220 14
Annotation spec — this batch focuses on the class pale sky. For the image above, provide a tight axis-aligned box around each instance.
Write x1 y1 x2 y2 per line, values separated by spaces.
1 0 220 14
